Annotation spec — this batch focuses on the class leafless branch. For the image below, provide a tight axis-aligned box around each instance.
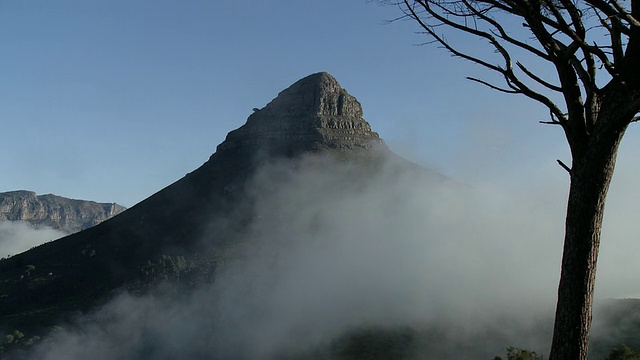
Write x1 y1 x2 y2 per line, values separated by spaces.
467 77 520 93
403 0 569 122
606 0 640 28
393 0 637 132
516 61 563 91
557 159 572 173
459 0 552 60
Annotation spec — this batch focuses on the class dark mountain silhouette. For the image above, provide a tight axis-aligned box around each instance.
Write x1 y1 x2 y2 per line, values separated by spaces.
0 190 126 233
0 72 422 335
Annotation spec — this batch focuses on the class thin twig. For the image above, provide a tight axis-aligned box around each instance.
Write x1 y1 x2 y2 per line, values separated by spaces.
557 159 572 174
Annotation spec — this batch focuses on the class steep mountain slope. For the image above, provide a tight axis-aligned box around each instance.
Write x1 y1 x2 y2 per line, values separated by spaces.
0 72 431 335
0 191 126 233
1 73 639 360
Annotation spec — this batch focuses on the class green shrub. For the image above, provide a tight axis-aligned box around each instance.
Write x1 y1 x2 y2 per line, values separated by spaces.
603 345 640 360
494 347 544 360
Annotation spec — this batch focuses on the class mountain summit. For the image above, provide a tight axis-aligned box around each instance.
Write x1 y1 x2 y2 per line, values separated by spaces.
0 72 396 338
216 72 384 158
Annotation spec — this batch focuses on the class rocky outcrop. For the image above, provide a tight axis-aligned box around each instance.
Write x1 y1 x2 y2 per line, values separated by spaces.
216 72 385 158
0 190 126 233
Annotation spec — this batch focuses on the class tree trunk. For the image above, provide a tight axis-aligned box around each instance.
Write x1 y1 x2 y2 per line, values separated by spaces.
548 123 627 360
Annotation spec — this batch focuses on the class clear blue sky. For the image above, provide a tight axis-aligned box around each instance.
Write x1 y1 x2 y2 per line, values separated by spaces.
0 0 637 205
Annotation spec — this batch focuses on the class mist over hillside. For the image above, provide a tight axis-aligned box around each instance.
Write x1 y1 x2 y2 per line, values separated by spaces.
0 192 126 258
12 152 639 360
17 151 563 360
3 72 639 360
0 222 67 259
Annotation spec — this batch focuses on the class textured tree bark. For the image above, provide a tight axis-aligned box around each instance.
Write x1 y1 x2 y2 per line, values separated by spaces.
549 121 627 360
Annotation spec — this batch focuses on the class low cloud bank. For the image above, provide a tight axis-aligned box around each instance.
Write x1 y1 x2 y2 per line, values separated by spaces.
0 221 66 258
27 151 634 359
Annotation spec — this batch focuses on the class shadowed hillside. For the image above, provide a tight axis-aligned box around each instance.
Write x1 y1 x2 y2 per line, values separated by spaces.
0 72 431 338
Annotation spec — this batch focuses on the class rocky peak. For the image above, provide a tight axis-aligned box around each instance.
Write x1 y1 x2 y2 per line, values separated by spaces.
0 190 127 233
215 72 385 158
261 72 363 118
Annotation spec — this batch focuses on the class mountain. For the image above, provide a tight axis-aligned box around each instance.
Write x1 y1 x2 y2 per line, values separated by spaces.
0 72 413 335
0 190 126 233
1 73 639 359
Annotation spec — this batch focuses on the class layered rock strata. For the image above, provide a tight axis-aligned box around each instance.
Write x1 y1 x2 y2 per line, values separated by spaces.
0 190 126 233
216 72 385 158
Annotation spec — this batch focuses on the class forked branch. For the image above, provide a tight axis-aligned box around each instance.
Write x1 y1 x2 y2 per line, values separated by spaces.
401 0 569 122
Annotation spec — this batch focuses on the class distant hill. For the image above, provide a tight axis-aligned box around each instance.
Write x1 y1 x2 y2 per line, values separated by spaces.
0 190 126 233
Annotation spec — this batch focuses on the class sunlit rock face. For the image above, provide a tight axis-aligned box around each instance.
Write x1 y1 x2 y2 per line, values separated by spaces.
0 190 126 233
216 72 385 158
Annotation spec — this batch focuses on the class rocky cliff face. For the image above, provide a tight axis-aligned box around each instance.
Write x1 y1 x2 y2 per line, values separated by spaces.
216 72 385 158
0 190 126 233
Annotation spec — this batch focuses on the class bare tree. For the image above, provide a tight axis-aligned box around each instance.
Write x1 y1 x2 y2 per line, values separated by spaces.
381 0 640 359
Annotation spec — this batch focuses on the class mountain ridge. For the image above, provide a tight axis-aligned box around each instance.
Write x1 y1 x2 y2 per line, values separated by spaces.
0 190 126 233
